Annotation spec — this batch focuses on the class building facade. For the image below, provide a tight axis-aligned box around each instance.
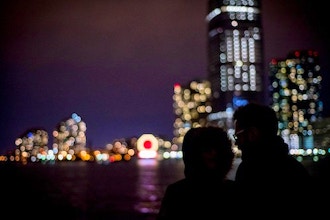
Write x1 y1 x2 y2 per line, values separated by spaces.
172 80 212 146
269 50 323 150
206 0 265 126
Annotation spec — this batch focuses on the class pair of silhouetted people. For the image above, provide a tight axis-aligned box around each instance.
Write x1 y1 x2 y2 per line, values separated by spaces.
157 126 236 219
157 102 316 219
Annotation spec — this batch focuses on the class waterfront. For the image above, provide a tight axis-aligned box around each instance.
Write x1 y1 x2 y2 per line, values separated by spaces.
0 156 328 219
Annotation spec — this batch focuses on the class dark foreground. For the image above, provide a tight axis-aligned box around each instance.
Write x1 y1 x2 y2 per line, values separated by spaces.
1 158 185 220
1 155 329 220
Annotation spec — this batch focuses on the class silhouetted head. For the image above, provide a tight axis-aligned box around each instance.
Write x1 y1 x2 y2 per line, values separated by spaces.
233 102 278 137
182 126 234 181
233 102 287 156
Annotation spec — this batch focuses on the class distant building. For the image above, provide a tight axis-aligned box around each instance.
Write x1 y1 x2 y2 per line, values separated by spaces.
206 0 265 123
13 128 49 163
172 80 212 146
269 50 323 150
52 112 87 160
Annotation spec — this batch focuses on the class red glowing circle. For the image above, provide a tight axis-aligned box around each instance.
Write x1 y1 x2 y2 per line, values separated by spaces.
137 134 158 153
143 140 152 149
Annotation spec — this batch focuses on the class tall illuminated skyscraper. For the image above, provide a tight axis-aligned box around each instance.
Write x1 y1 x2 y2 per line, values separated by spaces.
206 0 265 117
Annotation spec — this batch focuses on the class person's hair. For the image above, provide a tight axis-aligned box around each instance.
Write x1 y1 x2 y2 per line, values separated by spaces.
233 102 279 137
182 126 234 179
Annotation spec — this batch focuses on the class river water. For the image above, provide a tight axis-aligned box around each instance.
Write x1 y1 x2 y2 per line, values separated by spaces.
1 158 187 219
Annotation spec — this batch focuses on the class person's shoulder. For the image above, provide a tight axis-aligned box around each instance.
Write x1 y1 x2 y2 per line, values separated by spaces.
279 155 313 187
286 155 309 172
165 178 187 191
164 178 201 197
223 179 236 187
221 179 238 196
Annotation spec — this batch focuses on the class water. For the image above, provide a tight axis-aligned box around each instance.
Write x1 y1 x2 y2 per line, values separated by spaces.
1 158 187 219
2 156 322 219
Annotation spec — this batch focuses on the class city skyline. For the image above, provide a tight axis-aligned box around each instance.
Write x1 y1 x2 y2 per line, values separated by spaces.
1 0 329 154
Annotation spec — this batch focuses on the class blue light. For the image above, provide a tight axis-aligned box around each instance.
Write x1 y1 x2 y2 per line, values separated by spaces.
27 132 33 138
233 96 248 108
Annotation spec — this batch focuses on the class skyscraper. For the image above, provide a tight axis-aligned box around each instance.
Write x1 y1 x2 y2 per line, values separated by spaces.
269 50 323 150
206 0 265 118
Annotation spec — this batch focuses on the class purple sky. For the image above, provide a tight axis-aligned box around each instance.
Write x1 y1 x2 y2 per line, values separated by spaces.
1 0 329 154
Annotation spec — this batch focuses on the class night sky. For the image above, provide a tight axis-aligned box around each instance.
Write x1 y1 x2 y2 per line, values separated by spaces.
1 0 329 154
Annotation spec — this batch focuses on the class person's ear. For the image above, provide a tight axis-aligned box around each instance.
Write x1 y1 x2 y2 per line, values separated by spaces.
246 127 261 142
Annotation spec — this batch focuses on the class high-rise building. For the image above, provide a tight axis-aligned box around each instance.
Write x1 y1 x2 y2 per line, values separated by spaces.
206 0 265 123
269 50 323 150
172 80 212 146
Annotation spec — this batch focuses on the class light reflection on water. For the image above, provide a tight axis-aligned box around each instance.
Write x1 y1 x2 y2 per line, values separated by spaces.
135 158 186 214
135 159 161 214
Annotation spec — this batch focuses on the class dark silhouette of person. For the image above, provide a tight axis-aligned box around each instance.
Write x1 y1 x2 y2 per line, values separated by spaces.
156 126 237 220
232 102 316 217
314 153 330 200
